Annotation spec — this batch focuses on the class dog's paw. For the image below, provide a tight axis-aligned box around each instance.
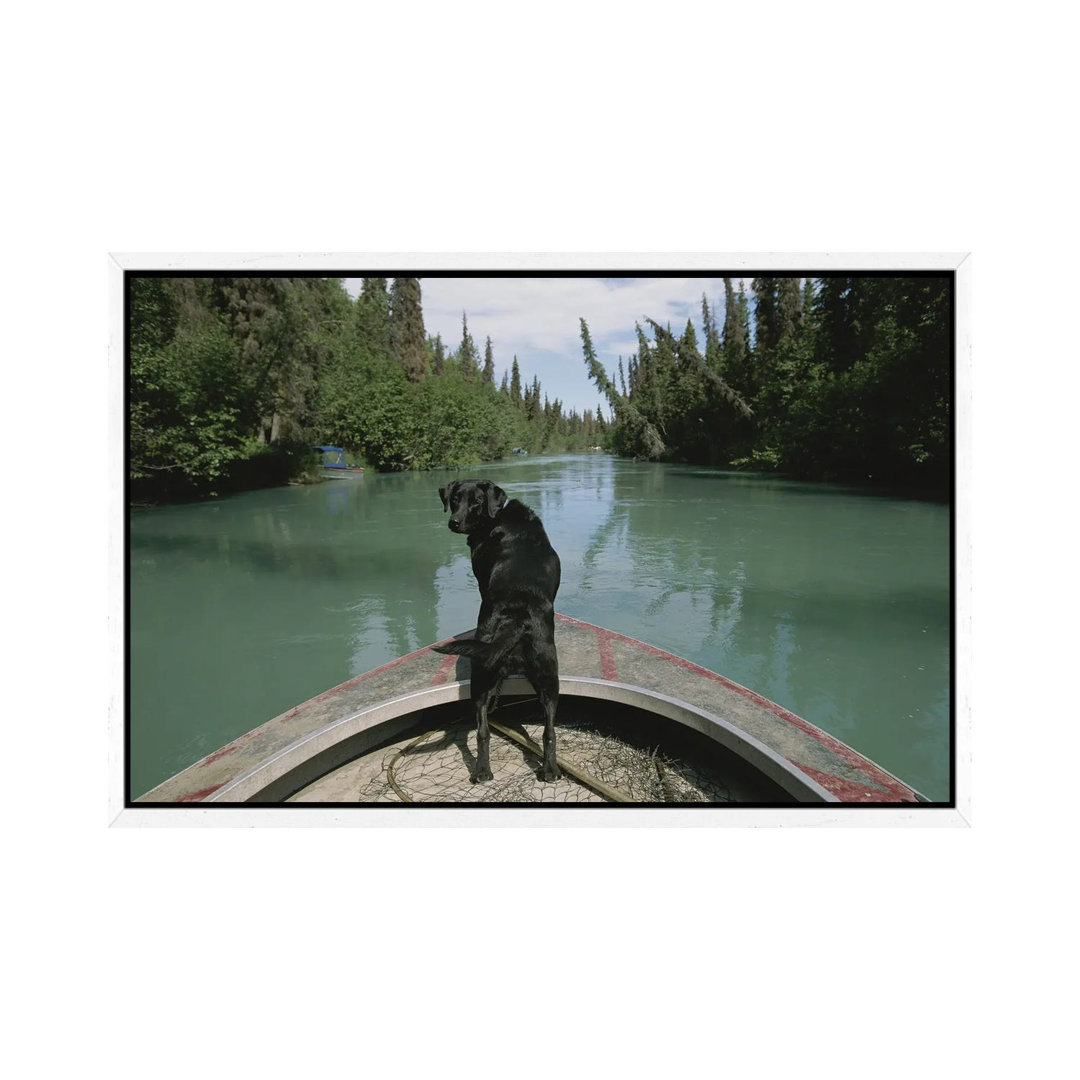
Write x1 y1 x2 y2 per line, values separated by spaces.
473 765 494 783
540 763 562 783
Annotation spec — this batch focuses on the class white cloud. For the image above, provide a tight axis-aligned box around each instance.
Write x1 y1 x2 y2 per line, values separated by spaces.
341 275 758 414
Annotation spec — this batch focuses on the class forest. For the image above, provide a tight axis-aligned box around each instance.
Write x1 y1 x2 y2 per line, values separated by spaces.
581 275 951 489
128 274 951 502
128 275 606 501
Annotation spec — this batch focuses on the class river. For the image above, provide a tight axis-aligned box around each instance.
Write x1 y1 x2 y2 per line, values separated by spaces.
128 453 951 800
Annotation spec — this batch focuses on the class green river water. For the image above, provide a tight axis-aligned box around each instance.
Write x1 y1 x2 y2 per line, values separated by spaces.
128 453 951 801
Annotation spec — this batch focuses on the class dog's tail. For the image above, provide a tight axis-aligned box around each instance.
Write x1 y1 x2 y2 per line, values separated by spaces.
432 628 523 671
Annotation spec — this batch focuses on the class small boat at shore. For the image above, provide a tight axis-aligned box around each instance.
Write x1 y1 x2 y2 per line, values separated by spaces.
313 445 364 477
136 615 927 806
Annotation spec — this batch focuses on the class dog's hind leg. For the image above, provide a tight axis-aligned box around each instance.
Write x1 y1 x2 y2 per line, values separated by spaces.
523 640 561 782
537 686 561 782
472 675 498 783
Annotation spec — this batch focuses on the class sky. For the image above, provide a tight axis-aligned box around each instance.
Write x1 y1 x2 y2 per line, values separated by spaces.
342 277 755 417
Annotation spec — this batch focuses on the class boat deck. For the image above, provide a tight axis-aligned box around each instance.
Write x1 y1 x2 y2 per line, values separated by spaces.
136 613 923 805
286 695 796 804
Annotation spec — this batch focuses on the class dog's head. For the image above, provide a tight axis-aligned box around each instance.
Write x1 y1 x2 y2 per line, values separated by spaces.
439 479 508 534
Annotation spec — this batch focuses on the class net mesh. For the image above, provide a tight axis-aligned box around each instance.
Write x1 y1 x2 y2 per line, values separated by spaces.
334 697 744 804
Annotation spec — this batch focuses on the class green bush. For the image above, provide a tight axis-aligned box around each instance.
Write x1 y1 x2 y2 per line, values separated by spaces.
129 317 246 488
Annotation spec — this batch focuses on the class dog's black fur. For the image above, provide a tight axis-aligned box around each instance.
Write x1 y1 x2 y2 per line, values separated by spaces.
433 479 561 783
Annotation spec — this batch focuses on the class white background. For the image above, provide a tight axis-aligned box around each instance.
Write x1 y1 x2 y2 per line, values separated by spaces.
6 2 1074 1078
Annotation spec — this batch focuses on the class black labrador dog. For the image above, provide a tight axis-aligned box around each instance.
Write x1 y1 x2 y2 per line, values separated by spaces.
434 479 561 783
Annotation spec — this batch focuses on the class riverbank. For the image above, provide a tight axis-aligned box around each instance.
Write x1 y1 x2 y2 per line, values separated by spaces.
128 441 329 505
130 440 951 508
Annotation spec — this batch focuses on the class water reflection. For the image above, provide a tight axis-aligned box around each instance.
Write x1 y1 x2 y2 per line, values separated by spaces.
497 455 951 798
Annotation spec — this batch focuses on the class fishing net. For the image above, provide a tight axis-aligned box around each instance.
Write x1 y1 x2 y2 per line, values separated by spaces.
291 695 771 804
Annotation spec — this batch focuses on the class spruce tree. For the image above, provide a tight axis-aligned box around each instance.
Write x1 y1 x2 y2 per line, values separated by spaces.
510 356 522 406
482 335 496 385
677 318 698 392
356 277 391 355
389 277 427 382
430 333 446 376
648 321 677 428
777 277 803 348
579 317 665 459
801 279 816 326
525 376 542 422
721 280 756 395
814 277 858 372
752 277 781 385
458 312 479 381
737 283 751 354
702 292 722 372
647 318 752 421
722 278 739 361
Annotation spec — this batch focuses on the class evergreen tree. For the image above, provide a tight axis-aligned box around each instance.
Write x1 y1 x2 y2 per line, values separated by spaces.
356 278 391 355
721 278 738 359
389 277 427 382
646 318 751 422
718 280 753 431
722 278 750 380
482 335 496 385
430 333 446 376
458 312 479 381
777 277 803 347
649 321 678 430
814 277 863 372
702 292 722 372
524 375 542 422
752 277 782 391
510 355 522 406
579 317 665 459
801 279 816 324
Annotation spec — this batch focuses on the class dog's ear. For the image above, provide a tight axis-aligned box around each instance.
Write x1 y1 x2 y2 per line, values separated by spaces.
439 485 449 512
485 482 508 518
